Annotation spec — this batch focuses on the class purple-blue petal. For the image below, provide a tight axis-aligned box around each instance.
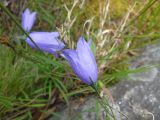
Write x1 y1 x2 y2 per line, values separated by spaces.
26 32 65 54
22 8 36 32
62 49 92 85
28 12 36 31
62 49 80 75
62 36 98 85
76 36 98 83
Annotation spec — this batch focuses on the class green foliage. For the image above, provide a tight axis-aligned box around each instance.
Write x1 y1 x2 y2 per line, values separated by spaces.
0 45 37 118
0 44 68 119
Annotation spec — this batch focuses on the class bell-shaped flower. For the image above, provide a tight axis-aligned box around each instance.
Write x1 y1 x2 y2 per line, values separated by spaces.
22 8 36 32
62 36 98 85
26 32 65 55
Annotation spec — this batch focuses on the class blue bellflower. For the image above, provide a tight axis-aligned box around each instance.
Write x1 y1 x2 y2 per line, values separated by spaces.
62 37 98 85
22 8 36 32
26 32 65 55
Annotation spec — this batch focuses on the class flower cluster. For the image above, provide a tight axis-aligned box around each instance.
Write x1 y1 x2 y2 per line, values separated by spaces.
22 8 64 55
22 8 98 85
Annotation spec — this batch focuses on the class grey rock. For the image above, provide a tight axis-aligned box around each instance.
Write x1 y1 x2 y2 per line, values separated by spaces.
129 67 158 82
50 44 160 120
51 96 122 120
129 44 160 82
111 44 160 120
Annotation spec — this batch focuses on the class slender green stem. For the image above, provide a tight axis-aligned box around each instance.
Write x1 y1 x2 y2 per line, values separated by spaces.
91 83 129 120
0 3 42 52
91 83 116 120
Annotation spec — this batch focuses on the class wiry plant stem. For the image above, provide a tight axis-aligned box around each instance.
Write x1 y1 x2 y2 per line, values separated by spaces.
0 3 43 52
91 83 116 120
